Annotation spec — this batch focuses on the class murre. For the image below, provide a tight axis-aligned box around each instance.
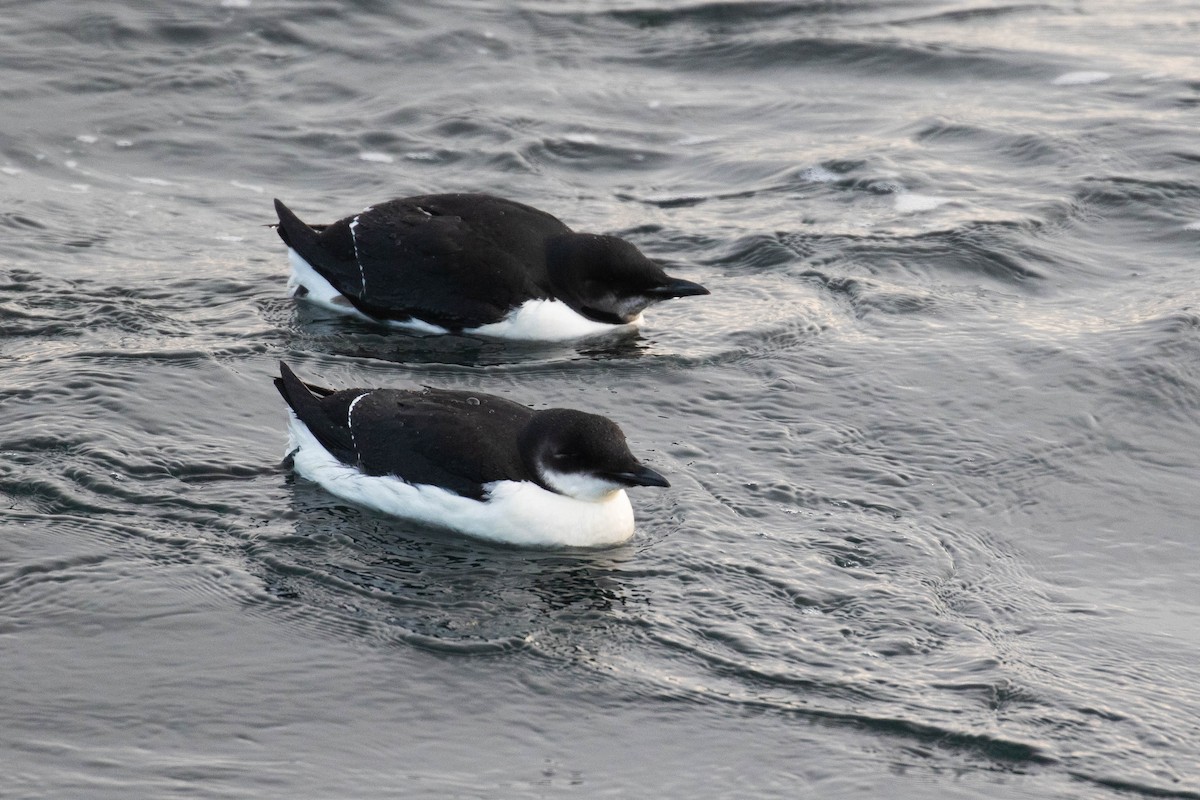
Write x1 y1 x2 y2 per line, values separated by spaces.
272 193 709 341
274 362 670 547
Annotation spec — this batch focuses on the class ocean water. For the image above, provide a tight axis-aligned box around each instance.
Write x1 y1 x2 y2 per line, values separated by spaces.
3 0 1200 797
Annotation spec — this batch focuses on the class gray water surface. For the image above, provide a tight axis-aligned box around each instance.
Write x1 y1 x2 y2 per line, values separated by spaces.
3 1 1200 797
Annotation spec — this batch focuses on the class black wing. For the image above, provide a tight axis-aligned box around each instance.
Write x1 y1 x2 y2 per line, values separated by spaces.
274 362 357 464
274 199 362 295
277 194 572 330
347 195 570 329
350 388 538 500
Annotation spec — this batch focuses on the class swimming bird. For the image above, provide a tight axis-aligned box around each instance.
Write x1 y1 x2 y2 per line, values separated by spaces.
274 362 670 547
273 194 709 341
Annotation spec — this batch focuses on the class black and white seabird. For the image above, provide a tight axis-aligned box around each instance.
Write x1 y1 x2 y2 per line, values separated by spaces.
272 194 709 341
274 362 670 547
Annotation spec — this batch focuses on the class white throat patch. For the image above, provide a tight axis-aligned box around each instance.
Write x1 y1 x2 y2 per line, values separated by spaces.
539 467 625 502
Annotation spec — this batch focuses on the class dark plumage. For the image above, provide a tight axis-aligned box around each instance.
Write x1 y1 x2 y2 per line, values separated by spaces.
274 362 669 501
273 193 709 337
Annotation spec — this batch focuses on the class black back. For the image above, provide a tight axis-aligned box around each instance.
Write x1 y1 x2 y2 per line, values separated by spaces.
275 194 568 330
274 193 709 331
275 362 536 499
275 363 669 500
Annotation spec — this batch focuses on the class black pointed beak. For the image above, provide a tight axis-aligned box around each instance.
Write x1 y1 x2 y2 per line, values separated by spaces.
648 277 710 299
607 464 670 488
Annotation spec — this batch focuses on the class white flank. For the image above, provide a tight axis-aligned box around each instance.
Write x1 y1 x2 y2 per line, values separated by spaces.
286 248 371 318
286 415 637 547
385 316 452 335
286 251 636 340
467 299 641 341
287 249 451 333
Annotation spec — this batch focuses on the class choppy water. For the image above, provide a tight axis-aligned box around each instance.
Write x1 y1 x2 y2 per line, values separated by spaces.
3 1 1200 797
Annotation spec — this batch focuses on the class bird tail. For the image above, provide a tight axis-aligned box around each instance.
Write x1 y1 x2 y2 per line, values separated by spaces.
274 361 354 456
273 198 323 254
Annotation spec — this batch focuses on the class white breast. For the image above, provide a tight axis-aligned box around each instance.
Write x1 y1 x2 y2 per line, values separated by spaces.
286 415 637 547
466 299 642 341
